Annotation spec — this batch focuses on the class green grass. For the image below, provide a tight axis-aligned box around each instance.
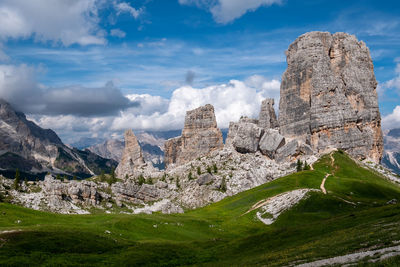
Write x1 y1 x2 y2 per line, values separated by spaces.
1 152 400 266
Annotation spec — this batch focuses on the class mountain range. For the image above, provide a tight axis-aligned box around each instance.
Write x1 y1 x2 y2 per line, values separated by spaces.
0 99 117 179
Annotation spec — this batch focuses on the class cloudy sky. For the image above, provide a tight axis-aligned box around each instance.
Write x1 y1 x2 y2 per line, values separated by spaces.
0 0 399 144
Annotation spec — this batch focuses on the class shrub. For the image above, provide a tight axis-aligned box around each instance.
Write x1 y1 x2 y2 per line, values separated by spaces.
303 161 311 171
138 175 145 186
161 174 166 182
176 178 180 189
145 178 153 185
197 166 202 175
188 172 193 180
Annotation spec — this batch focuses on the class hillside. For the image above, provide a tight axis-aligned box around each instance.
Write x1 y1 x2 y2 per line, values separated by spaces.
1 152 400 266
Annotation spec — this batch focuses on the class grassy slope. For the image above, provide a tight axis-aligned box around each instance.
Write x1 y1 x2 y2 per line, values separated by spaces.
1 152 400 266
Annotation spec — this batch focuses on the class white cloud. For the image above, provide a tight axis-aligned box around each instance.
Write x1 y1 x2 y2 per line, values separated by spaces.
110 28 126 38
380 62 400 94
383 106 400 130
0 0 105 46
114 1 142 19
179 0 282 24
112 76 281 131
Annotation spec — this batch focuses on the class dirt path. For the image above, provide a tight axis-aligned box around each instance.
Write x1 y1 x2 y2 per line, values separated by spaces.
296 244 400 267
320 153 335 195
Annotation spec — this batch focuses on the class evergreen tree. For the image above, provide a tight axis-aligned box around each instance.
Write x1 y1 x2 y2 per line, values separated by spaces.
197 166 201 175
207 166 212 174
220 176 227 193
213 163 218 174
176 178 180 189
56 174 61 181
24 177 28 187
73 175 77 181
14 169 20 190
188 171 193 180
296 159 303 172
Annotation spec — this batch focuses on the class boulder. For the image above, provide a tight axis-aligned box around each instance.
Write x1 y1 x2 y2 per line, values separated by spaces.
259 129 286 158
196 173 214 186
228 117 263 154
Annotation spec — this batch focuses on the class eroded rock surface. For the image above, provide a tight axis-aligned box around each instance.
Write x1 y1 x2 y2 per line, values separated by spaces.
258 98 279 129
164 104 224 167
278 31 383 163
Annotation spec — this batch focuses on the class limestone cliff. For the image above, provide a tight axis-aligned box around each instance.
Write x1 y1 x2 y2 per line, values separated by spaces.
164 104 224 167
278 32 383 163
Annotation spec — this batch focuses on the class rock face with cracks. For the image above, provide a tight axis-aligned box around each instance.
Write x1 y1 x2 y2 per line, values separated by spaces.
164 104 224 167
278 31 383 163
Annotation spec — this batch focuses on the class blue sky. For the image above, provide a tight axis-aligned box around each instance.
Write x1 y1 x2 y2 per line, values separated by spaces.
0 0 400 143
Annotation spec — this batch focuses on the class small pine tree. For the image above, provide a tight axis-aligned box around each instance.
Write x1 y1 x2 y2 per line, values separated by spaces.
220 176 227 193
99 170 105 182
138 174 145 185
303 161 310 171
188 171 193 180
110 167 116 180
176 178 180 189
73 175 77 181
207 166 212 174
24 177 28 187
161 174 166 182
296 159 303 172
56 174 61 181
145 178 153 185
14 169 20 190
213 163 218 174
197 166 201 175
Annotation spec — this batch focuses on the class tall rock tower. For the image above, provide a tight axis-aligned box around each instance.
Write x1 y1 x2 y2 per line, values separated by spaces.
164 104 224 167
279 32 383 163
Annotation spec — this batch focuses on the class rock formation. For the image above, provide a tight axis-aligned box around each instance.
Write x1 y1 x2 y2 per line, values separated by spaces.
164 104 224 167
226 98 288 159
279 32 383 163
88 139 124 162
258 98 279 129
382 128 400 174
115 129 150 178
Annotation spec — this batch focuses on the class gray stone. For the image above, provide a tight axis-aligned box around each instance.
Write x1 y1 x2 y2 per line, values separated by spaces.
227 117 263 154
259 129 286 158
278 31 383 163
196 173 214 186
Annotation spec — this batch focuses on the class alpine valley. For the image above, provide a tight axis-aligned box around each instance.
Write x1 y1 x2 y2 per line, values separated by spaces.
1 30 400 266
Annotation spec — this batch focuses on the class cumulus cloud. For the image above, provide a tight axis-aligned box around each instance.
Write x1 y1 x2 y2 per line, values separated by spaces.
382 106 400 130
0 64 135 116
110 28 126 38
178 0 282 24
0 0 105 46
111 76 281 131
114 1 142 19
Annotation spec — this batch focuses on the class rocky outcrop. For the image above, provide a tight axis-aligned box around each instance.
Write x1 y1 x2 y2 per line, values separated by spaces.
115 129 155 179
164 104 224 167
278 32 383 163
258 98 279 129
0 99 117 178
226 99 289 159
